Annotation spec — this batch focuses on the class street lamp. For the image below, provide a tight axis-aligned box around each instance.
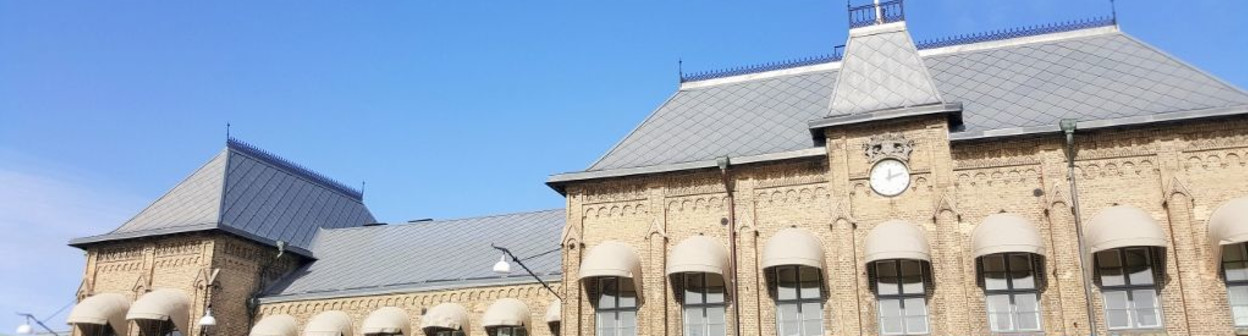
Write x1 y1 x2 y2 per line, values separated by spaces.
14 313 57 336
489 244 562 300
198 307 216 327
492 255 512 274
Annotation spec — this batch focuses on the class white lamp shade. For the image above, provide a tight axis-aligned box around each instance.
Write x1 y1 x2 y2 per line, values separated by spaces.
199 308 216 327
16 324 33 335
492 255 512 274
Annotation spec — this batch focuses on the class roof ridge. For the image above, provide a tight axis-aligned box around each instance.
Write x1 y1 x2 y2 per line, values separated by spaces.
679 16 1115 84
226 137 364 201
323 208 566 232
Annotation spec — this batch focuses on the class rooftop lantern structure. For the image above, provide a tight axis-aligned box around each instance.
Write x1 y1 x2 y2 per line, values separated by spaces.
849 0 905 28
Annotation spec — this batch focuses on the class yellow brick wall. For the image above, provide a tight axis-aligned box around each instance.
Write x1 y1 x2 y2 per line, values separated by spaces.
256 283 563 336
561 115 1248 336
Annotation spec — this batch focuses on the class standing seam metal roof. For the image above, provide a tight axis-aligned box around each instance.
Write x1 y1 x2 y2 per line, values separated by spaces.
69 138 376 255
259 209 565 302
585 27 1248 172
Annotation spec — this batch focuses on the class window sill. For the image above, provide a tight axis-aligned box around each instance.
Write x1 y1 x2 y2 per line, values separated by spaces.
1105 329 1166 336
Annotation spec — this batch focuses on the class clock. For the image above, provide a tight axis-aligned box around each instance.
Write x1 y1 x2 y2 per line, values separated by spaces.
869 159 910 197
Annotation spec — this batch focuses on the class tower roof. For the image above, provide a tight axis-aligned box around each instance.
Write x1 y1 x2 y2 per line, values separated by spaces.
69 138 375 256
828 21 943 116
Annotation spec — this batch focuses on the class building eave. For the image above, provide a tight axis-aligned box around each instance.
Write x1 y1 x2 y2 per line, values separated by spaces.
546 147 827 193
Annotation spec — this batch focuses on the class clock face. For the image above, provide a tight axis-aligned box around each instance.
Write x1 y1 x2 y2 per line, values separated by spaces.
869 159 910 197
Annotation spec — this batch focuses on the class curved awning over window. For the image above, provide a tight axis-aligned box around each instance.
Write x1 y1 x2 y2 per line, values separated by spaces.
67 293 130 336
544 300 561 324
761 228 825 269
667 236 730 275
1085 205 1166 253
482 298 530 328
864 220 930 263
361 307 410 335
251 314 299 336
304 311 354 336
420 303 469 331
126 288 191 334
971 213 1045 258
1211 197 1248 249
578 241 642 280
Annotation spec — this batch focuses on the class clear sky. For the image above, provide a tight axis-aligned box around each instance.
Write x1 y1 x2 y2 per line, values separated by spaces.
1 0 1245 330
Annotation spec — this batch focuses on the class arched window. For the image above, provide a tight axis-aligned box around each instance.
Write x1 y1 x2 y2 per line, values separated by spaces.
1223 243 1248 327
680 273 727 336
873 259 928 336
76 324 117 336
772 265 823 336
1095 247 1163 330
979 253 1041 332
594 277 637 336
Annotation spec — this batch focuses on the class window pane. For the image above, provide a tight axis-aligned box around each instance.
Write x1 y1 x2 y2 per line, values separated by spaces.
1103 290 1129 310
878 299 903 335
686 274 704 304
1229 285 1248 306
802 319 822 336
1011 270 1036 290
1015 293 1040 313
903 298 928 317
1135 308 1162 328
707 306 725 324
900 275 924 295
904 316 929 334
685 307 704 325
877 265 900 296
1016 311 1042 331
619 311 636 329
983 255 1006 272
900 260 922 276
799 280 821 300
619 327 635 336
706 276 725 303
1097 250 1122 269
778 303 799 322
778 267 798 300
1133 289 1159 309
1229 261 1248 282
1105 309 1131 329
1128 264 1155 285
799 267 820 282
1100 266 1126 287
618 289 637 308
1124 248 1149 266
779 321 800 336
986 294 1011 314
801 302 822 323
599 279 617 308
1232 305 1248 327
1227 244 1248 262
989 312 1013 332
707 324 725 336
984 271 1009 291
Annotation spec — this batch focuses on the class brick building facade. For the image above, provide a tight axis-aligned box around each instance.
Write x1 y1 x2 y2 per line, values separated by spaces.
63 4 1248 336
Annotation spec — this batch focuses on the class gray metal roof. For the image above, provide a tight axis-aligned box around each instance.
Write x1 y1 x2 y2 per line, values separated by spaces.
259 209 565 302
69 138 375 256
829 23 943 116
583 28 1248 172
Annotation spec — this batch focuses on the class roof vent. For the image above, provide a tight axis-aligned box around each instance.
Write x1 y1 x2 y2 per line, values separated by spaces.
362 222 387 227
407 218 434 223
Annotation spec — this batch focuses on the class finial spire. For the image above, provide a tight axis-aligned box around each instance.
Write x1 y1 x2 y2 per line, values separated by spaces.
226 122 231 140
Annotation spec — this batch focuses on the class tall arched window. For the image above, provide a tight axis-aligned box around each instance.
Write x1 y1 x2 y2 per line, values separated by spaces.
772 265 823 336
1095 247 1163 330
681 273 727 336
980 253 1041 332
873 259 928 336
135 320 182 336
488 326 527 336
1223 243 1248 327
595 277 638 336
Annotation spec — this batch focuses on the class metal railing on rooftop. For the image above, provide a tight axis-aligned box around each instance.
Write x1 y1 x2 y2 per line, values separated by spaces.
679 45 845 83
849 0 905 29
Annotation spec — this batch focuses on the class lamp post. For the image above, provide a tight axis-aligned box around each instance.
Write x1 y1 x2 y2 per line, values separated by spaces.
490 244 563 300
15 313 58 336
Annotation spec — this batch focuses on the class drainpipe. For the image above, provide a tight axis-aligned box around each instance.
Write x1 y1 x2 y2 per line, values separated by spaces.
247 241 287 328
1060 119 1098 336
718 157 744 336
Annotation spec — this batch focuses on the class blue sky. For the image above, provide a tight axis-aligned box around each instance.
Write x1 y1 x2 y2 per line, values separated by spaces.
1 0 1245 330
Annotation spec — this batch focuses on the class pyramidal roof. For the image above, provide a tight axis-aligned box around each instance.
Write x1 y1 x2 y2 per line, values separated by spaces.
828 21 944 116
69 138 375 256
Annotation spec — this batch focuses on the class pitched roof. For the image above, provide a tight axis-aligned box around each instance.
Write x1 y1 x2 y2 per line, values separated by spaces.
259 209 564 302
829 22 943 116
69 138 375 256
577 24 1248 174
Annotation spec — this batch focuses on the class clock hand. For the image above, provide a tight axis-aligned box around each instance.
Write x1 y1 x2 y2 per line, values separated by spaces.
887 170 902 180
